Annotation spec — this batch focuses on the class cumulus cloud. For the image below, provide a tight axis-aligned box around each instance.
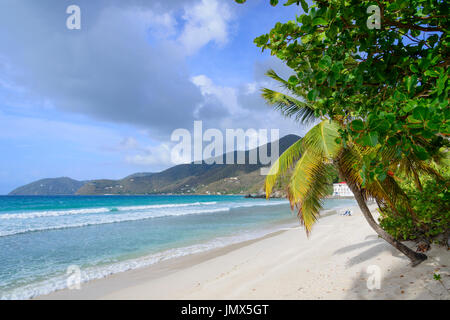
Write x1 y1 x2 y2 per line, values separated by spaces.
191 75 238 119
190 62 308 142
125 143 172 166
179 0 233 54
119 137 139 150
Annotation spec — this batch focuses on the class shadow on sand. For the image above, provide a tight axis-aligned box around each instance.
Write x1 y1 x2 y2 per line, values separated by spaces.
334 235 407 269
334 236 450 299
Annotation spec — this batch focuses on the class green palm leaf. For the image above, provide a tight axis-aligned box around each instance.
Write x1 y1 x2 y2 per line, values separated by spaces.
261 88 317 124
264 138 303 198
302 120 341 159
265 69 308 97
262 69 317 124
287 149 331 234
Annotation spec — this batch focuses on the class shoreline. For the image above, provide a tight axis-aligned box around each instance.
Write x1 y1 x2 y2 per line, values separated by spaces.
36 204 450 300
33 209 340 300
36 226 293 300
33 207 343 300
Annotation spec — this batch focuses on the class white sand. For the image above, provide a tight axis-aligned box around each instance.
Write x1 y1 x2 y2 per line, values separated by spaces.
38 205 450 300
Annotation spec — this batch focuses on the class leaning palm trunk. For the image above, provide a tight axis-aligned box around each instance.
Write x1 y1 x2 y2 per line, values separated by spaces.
337 165 427 266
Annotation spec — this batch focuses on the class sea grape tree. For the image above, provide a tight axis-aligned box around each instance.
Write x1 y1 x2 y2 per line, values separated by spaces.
237 0 449 184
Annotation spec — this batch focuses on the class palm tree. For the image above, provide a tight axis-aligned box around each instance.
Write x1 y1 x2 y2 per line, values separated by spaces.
262 70 433 266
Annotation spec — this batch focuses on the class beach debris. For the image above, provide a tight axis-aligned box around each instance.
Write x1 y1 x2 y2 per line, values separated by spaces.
417 242 430 252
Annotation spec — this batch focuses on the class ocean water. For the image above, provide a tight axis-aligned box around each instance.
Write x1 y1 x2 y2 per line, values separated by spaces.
0 195 356 299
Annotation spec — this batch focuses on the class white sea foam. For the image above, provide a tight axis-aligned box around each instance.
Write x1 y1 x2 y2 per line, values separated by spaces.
0 207 231 237
0 221 296 300
0 207 111 219
0 199 290 237
0 201 218 220
114 201 217 211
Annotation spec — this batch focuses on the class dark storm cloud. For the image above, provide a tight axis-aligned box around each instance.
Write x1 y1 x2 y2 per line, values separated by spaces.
0 0 203 135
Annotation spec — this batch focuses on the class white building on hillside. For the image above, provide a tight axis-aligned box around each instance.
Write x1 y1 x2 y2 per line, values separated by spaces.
333 182 353 197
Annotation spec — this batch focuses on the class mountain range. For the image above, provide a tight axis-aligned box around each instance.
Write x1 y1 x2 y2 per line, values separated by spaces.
9 135 301 196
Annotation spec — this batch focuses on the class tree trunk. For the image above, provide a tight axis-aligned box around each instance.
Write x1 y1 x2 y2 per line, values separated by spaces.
338 168 427 267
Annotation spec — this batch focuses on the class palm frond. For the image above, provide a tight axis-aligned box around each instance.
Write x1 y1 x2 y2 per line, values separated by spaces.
302 120 341 159
264 138 303 198
265 69 290 88
397 157 445 185
339 144 413 218
265 69 308 97
285 121 342 234
337 146 366 197
382 141 446 185
262 69 316 124
287 150 331 235
261 88 317 124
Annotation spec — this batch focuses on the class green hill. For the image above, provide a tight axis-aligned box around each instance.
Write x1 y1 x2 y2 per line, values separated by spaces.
9 177 85 195
9 135 301 196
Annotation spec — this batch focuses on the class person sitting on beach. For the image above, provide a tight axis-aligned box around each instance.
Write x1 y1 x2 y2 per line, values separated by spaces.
340 210 352 216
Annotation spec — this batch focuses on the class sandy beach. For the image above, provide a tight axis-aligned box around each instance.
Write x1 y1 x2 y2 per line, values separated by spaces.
38 205 450 300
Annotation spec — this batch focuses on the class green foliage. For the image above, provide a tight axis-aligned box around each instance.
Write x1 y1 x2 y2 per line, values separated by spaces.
236 0 449 186
379 174 450 243
238 0 449 246
265 120 343 234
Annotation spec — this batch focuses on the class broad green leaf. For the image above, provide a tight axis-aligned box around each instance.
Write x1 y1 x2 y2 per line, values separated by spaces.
288 75 298 85
302 15 312 26
405 76 417 93
410 64 419 73
312 17 328 26
284 0 300 6
318 55 332 69
412 145 429 160
437 73 446 95
300 0 308 12
350 119 364 131
362 132 379 147
412 107 429 121
307 89 318 101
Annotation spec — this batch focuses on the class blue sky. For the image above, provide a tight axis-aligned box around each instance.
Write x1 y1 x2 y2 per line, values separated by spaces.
0 0 309 194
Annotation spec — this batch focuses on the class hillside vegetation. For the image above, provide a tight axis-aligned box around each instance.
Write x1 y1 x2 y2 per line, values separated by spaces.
9 135 301 196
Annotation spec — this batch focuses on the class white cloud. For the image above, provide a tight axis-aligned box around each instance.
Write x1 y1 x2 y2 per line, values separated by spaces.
179 0 233 54
119 137 139 150
190 65 311 141
191 74 240 116
125 143 172 166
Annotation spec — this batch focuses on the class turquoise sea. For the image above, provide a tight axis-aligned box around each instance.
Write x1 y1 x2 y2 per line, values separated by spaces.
0 195 356 299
